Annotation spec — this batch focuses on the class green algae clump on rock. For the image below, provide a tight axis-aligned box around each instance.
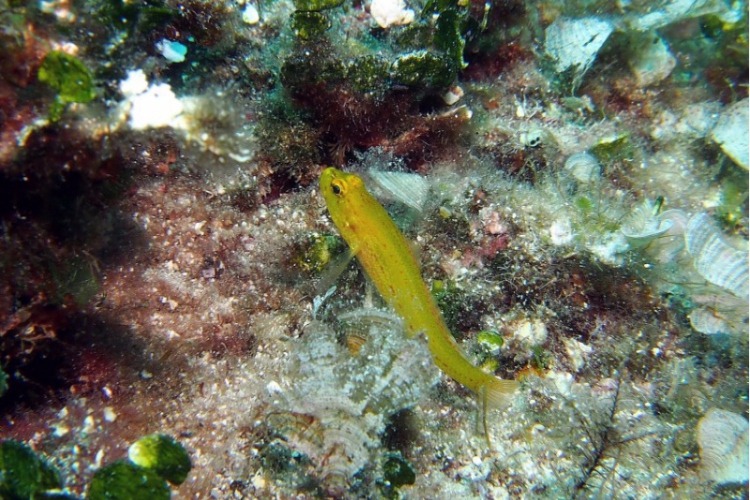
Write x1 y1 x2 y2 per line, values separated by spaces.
127 433 192 485
88 461 170 500
0 440 62 500
38 51 95 121
391 51 456 88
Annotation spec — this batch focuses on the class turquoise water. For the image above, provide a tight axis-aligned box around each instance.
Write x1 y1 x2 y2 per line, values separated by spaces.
0 0 747 497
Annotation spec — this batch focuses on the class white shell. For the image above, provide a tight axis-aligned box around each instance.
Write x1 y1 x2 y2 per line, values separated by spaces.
628 33 676 87
545 17 613 76
368 169 430 212
686 212 749 299
710 98 749 170
688 307 731 335
697 408 749 484
520 128 544 148
564 152 600 183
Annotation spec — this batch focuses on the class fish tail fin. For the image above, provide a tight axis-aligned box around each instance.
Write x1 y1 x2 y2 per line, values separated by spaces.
482 376 520 408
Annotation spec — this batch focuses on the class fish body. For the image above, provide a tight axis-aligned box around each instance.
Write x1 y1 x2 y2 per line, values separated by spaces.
320 167 518 405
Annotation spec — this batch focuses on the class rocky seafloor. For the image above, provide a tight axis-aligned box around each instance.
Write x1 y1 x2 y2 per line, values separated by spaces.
0 0 747 498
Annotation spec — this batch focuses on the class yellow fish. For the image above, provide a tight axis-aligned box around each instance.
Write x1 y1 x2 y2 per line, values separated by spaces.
320 167 519 406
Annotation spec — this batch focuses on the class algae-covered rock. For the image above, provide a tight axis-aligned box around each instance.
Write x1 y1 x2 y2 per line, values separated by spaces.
281 50 347 89
128 434 192 485
291 11 331 40
434 9 466 70
348 55 391 93
392 22 434 50
38 51 95 121
293 233 343 274
38 51 95 103
0 440 62 500
590 132 634 164
382 453 416 488
87 460 170 500
391 50 456 88
294 0 344 11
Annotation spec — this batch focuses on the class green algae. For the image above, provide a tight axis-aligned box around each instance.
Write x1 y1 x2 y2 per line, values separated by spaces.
348 55 391 93
590 133 634 165
293 0 344 11
128 434 191 485
0 440 61 500
38 51 95 121
380 453 416 499
391 51 456 88
392 22 434 50
291 11 330 40
383 454 415 486
88 461 170 500
293 233 343 274
435 9 467 70
477 330 504 351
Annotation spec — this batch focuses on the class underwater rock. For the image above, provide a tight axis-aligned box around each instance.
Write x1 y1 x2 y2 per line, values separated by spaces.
391 51 456 88
545 17 613 77
651 101 721 142
709 98 749 170
277 311 439 479
624 0 744 31
696 408 749 485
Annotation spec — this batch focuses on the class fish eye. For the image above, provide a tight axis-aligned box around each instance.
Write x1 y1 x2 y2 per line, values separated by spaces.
331 180 345 195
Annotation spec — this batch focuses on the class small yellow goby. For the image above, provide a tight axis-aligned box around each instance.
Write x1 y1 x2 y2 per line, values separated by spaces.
320 167 519 406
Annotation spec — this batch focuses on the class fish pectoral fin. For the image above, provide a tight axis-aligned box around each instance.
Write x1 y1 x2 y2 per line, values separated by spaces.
315 246 357 296
404 326 426 339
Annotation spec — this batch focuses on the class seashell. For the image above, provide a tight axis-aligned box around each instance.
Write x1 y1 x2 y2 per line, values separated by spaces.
519 128 544 148
696 408 749 484
621 203 688 263
627 32 676 87
368 169 430 212
686 213 749 299
709 98 749 170
545 17 614 76
688 307 731 335
621 201 679 244
345 332 368 355
564 152 600 183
